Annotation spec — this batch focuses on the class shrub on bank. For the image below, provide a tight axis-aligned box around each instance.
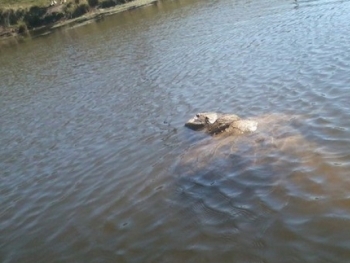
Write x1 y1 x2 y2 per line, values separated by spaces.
0 8 26 26
0 5 65 33
17 21 29 34
43 11 65 24
23 6 46 28
88 0 99 7
64 2 90 18
1 1 93 29
99 0 124 8
72 3 89 18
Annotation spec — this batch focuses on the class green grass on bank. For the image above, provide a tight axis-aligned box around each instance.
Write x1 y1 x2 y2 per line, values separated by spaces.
0 0 127 10
0 0 50 9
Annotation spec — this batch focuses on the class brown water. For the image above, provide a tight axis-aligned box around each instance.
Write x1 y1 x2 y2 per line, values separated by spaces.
1 0 350 262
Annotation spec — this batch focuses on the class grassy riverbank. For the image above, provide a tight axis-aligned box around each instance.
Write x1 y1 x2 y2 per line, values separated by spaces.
0 0 157 37
0 0 49 8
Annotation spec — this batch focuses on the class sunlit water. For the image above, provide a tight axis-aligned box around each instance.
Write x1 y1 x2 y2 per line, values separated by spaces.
1 0 350 262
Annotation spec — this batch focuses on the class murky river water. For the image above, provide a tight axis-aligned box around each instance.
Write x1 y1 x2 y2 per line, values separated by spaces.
1 0 350 262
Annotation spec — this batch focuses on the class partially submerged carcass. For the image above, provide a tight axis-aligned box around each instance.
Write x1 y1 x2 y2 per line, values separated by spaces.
185 112 258 136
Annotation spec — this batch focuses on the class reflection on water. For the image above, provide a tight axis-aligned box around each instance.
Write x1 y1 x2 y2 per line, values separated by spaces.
1 0 350 262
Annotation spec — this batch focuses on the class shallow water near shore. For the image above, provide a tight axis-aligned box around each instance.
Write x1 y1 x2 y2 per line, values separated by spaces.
1 0 350 262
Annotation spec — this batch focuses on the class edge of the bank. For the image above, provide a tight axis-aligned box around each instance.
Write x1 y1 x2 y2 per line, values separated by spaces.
0 0 158 42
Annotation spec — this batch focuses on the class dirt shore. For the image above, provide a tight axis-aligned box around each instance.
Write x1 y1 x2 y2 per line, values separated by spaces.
51 0 158 29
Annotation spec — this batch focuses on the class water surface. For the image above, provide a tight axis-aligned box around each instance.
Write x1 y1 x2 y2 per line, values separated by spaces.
1 0 350 262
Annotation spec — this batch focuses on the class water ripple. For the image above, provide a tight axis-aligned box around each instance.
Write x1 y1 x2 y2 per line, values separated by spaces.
2 0 350 262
